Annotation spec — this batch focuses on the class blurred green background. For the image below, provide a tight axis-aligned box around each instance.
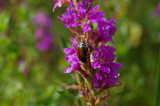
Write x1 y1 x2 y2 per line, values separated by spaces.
0 0 160 106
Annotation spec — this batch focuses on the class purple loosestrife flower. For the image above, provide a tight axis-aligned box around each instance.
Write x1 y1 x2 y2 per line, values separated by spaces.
33 12 54 52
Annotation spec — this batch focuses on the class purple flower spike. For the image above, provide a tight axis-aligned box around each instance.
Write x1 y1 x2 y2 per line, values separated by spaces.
54 1 122 105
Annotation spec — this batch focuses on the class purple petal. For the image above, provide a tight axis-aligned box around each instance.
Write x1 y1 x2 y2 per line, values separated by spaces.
78 1 87 18
73 13 82 20
113 72 120 78
64 55 69 61
92 81 101 89
66 22 82 28
88 11 105 19
109 26 117 36
72 38 77 50
116 62 123 70
64 48 75 55
65 55 74 62
83 24 91 33
91 60 101 69
69 2 75 8
53 1 62 12
109 18 116 25
102 66 110 73
64 67 73 73
88 4 100 14
89 19 97 23
109 62 122 73
71 61 80 70
105 45 116 53
96 73 103 80
66 8 76 14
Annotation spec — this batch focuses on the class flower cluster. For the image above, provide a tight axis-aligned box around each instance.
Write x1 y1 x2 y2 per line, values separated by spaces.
91 45 122 89
53 0 122 105
33 12 54 52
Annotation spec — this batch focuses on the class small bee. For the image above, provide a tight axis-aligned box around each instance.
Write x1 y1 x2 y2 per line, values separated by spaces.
77 41 89 62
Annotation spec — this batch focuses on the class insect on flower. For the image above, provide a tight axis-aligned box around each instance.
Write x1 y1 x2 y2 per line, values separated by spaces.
77 41 88 62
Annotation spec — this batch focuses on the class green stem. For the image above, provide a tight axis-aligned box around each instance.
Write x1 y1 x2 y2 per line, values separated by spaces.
75 71 84 89
85 78 96 106
85 78 95 95
155 49 160 106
